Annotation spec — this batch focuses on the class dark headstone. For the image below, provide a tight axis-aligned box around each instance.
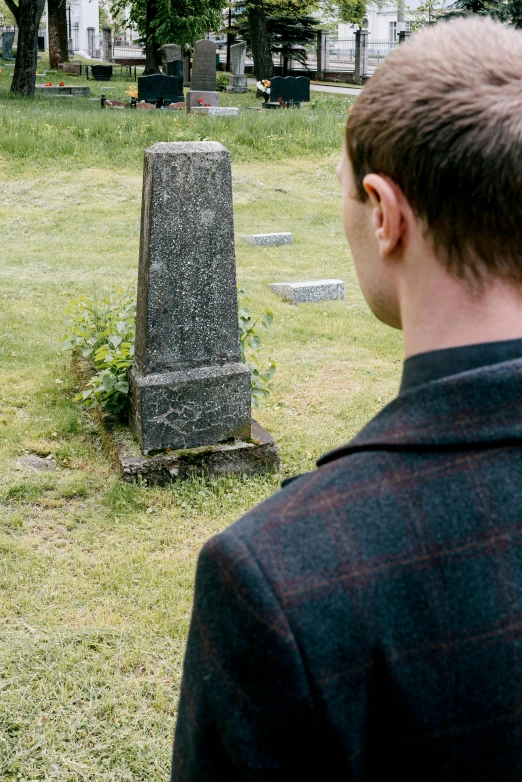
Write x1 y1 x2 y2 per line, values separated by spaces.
2 31 15 60
129 142 252 454
191 39 217 92
269 76 311 105
38 36 45 52
138 73 183 105
183 44 191 86
92 65 113 81
166 59 184 97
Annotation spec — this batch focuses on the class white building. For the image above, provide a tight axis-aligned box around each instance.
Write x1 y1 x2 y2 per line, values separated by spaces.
337 1 444 42
41 0 100 56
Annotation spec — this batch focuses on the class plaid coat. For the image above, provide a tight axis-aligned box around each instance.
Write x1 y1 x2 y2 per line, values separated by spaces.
172 360 522 781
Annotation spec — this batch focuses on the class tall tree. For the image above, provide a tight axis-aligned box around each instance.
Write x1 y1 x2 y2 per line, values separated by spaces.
111 0 226 74
4 0 46 95
238 10 318 77
48 0 69 69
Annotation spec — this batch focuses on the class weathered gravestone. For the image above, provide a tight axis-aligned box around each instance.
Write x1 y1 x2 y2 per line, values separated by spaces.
187 39 218 111
138 73 183 105
227 42 247 94
161 43 181 70
130 142 253 454
166 59 184 98
2 31 15 60
268 76 311 107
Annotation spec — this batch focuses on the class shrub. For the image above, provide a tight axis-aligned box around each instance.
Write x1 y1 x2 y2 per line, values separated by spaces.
62 287 275 416
216 72 230 92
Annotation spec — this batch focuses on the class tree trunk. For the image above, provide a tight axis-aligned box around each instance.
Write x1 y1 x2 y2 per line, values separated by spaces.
47 0 60 69
57 0 69 62
247 3 273 81
10 0 46 96
143 0 161 74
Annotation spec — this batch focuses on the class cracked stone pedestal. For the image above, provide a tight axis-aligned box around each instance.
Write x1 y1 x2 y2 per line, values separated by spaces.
128 141 280 480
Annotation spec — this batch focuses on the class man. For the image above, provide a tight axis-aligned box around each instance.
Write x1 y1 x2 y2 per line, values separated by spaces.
172 17 522 780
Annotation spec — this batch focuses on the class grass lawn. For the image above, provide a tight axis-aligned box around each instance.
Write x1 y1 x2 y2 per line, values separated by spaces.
0 58 403 780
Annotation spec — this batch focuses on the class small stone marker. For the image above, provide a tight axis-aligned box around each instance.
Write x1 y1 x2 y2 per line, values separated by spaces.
191 106 239 117
187 39 218 112
16 455 56 472
61 63 81 75
227 42 247 94
241 232 293 246
130 142 252 454
2 31 15 60
269 279 345 305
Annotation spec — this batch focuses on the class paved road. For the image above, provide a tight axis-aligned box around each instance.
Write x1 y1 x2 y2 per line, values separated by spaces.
309 83 361 96
247 78 361 97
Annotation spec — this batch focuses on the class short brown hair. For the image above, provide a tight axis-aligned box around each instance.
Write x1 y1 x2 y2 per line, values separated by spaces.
346 17 522 286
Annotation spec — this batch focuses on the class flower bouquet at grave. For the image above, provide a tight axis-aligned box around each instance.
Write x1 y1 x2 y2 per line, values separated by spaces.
256 79 271 101
125 84 138 99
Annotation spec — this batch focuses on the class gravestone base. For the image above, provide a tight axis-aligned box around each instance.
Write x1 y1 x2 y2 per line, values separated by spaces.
269 279 345 304
129 362 252 455
226 74 248 93
191 106 239 117
35 85 90 96
96 415 281 485
186 90 219 111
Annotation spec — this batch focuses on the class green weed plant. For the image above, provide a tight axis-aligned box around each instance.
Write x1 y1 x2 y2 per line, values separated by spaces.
62 287 276 416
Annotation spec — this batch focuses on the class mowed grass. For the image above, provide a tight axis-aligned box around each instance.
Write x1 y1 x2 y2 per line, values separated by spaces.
0 59 402 780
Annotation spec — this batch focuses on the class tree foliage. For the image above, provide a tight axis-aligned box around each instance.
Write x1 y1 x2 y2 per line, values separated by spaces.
111 0 226 47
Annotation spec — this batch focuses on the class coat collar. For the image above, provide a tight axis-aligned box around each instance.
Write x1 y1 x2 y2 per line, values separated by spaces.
317 358 522 467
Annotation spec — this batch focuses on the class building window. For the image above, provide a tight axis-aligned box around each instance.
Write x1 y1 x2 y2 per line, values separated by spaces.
389 20 412 42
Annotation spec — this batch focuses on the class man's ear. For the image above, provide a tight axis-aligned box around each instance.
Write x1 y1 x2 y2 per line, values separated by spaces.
363 174 407 259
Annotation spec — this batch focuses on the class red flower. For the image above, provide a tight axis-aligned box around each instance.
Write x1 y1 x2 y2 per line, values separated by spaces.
198 99 203 104
45 82 52 86
59 81 65 87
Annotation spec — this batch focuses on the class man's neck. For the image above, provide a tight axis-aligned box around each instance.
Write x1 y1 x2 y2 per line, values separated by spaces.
398 265 522 359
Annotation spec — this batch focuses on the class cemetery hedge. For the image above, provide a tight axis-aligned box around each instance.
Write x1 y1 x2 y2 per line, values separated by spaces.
0 58 403 780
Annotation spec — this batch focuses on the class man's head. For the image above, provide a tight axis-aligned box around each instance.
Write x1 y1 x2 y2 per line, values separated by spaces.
338 18 522 331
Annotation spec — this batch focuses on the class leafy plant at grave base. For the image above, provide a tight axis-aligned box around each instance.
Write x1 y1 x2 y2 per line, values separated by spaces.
238 288 276 409
216 71 230 92
61 289 136 417
62 287 276 416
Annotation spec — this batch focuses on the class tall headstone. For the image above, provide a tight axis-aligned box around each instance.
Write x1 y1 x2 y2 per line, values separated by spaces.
186 39 218 111
129 142 251 454
161 43 182 70
166 59 184 98
183 44 191 86
2 31 15 60
227 41 247 94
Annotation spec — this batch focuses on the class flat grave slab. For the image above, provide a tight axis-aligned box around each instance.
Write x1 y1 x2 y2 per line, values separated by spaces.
36 85 90 96
269 279 345 304
191 106 239 117
241 232 293 246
